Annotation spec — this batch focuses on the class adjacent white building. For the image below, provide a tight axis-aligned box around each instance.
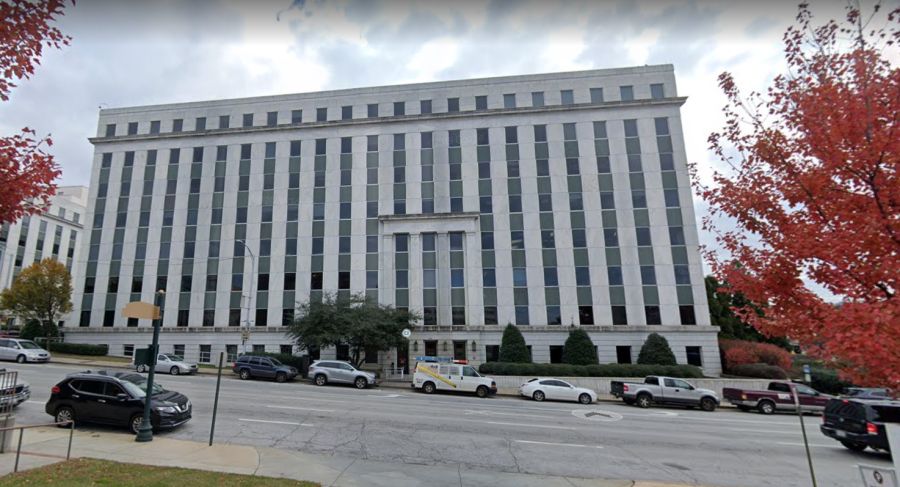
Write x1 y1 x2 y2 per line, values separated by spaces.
0 186 88 327
66 64 722 375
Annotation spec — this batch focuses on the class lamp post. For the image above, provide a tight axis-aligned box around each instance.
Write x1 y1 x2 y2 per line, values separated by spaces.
135 289 165 443
236 240 255 355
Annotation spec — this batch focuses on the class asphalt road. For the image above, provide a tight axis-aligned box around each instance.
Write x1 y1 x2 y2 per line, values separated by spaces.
5 362 893 487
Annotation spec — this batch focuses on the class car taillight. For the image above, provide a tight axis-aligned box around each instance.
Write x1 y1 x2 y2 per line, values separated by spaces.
741 394 747 400
867 422 878 435
51 386 59 394
623 385 629 392
821 413 825 422
309 366 316 370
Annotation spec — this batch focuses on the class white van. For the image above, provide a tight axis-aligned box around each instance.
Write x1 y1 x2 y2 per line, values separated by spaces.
412 360 497 398
0 338 50 364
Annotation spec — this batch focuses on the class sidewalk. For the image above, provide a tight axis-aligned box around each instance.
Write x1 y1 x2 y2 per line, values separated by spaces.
50 356 224 376
0 426 720 487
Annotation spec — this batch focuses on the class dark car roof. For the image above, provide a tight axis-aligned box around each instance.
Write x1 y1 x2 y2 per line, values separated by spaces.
826 398 900 422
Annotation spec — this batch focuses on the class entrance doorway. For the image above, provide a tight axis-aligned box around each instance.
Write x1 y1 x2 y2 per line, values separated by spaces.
397 342 409 373
424 340 437 357
453 341 467 361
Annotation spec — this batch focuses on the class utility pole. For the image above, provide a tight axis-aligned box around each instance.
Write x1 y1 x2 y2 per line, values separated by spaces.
237 240 255 355
135 289 165 443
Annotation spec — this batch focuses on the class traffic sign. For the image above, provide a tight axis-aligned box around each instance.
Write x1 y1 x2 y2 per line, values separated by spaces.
402 329 411 338
241 330 250 341
858 464 898 487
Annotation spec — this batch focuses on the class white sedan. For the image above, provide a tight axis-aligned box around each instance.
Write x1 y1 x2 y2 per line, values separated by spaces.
519 378 597 404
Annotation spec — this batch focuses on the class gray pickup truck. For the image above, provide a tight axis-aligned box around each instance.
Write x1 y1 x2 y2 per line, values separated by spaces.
611 376 719 412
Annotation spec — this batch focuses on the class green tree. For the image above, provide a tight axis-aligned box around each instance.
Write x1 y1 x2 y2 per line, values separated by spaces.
706 275 791 349
285 292 418 368
0 259 72 352
499 323 531 363
637 333 677 366
20 320 58 342
562 328 598 366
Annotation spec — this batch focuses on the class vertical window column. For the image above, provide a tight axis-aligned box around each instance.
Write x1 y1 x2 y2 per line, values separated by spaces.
209 146 225 325
421 133 434 213
596 123 626 325
449 130 463 212
422 233 437 326
256 143 273 327
534 125 560 325
285 140 301 320
338 137 353 300
624 120 658 325
35 221 46 262
66 229 76 271
309 138 327 302
449 232 465 325
393 134 406 215
106 227 125 327
504 127 528 325
395 234 409 311
479 128 496 325
564 123 593 325
365 136 379 301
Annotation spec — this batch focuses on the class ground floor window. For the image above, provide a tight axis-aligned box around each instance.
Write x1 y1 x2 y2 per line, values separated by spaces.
365 345 378 364
485 345 500 363
616 346 632 364
686 346 702 366
199 345 211 363
226 345 238 362
549 345 564 363
336 344 350 361
424 340 437 357
173 344 185 358
123 344 134 357
280 345 293 355
253 344 265 353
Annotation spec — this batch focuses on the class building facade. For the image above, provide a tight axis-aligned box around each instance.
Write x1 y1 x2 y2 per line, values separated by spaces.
67 65 722 375
0 186 88 327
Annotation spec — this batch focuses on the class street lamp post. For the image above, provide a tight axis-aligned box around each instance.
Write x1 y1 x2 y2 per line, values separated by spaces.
135 289 165 443
237 240 255 355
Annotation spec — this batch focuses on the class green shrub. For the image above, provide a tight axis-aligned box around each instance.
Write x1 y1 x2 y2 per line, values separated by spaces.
637 333 677 366
34 339 107 356
730 363 789 380
808 367 855 395
562 329 598 366
478 362 703 378
20 321 59 342
499 324 531 363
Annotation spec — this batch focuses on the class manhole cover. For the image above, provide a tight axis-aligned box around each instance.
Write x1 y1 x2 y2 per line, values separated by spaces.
571 409 623 422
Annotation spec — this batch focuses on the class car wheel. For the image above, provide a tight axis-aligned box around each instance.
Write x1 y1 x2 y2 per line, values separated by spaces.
636 393 652 409
315 374 327 386
16 355 25 364
355 377 367 389
130 414 144 435
276 372 287 383
55 407 75 427
239 369 251 380
579 393 592 405
700 397 717 412
423 382 435 394
136 364 146 373
757 400 776 415
840 440 867 452
170 366 180 376
533 391 545 402
476 386 488 398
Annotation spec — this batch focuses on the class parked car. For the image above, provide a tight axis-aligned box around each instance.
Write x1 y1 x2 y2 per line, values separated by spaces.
130 354 198 375
412 359 497 398
722 382 832 414
611 376 719 411
307 360 376 389
842 388 895 401
232 355 298 383
46 370 192 434
0 368 30 407
821 398 900 453
0 338 50 363
519 378 597 404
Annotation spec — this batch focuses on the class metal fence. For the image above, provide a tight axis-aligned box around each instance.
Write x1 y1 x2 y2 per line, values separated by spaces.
1 421 74 473
0 370 20 416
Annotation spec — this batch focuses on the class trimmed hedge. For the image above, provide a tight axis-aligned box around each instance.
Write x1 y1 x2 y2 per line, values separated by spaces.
729 363 789 380
637 333 677 366
499 324 531 363
478 362 704 378
34 339 108 356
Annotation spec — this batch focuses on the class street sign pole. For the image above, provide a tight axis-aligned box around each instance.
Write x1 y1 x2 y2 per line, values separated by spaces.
135 290 165 443
209 351 226 446
791 383 817 487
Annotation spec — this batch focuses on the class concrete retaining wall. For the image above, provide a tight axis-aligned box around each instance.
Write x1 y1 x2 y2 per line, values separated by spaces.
489 376 773 398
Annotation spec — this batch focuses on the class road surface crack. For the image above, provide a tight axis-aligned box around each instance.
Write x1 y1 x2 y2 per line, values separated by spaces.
506 439 522 473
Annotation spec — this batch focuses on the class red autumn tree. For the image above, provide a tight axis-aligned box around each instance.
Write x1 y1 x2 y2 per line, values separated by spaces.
0 0 72 224
693 3 900 388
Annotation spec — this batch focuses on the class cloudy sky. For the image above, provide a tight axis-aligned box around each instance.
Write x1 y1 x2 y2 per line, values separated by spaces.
0 0 883 279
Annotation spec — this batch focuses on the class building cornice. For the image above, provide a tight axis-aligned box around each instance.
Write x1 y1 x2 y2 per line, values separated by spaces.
88 97 688 146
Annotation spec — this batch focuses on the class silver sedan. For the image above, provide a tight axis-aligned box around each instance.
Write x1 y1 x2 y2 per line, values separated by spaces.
131 354 199 375
518 378 597 404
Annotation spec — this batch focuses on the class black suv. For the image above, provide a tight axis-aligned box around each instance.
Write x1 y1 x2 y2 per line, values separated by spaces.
45 370 191 434
821 398 900 453
232 355 298 383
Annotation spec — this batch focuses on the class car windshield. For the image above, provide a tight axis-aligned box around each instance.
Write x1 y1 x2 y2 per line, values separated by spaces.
18 341 41 350
166 355 184 362
121 376 165 395
120 381 146 398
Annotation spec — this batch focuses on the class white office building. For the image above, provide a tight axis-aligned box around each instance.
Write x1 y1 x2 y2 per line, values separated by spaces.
0 186 88 327
66 65 722 375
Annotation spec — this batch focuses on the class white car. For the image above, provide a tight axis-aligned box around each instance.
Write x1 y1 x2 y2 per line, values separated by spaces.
519 378 597 404
0 338 50 363
131 354 199 375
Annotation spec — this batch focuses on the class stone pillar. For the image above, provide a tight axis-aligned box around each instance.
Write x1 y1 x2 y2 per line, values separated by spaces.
464 231 482 326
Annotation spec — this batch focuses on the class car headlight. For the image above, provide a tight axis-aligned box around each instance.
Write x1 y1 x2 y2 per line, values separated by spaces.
155 406 177 413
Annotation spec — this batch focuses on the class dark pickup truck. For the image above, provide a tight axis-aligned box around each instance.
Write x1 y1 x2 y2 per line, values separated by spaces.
821 398 900 453
722 381 832 414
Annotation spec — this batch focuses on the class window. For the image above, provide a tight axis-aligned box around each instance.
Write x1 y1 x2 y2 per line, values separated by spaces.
651 83 665 99
196 117 206 131
515 306 529 325
503 94 515 108
367 104 378 118
177 309 190 327
620 85 634 101
199 345 211 363
219 115 229 129
128 122 138 135
680 305 697 325
266 111 277 126
560 90 574 105
646 306 662 325
150 121 160 134
242 113 253 127
310 272 323 290
256 309 268 327
316 107 327 121
203 310 215 327
616 346 632 364
342 106 352 120
612 306 628 325
579 306 594 325
447 98 459 112
590 88 604 103
475 95 487 110
172 119 183 132
393 101 405 116
291 110 302 123
339 271 350 290
547 306 561 325
280 345 293 355
105 124 116 137
531 92 544 107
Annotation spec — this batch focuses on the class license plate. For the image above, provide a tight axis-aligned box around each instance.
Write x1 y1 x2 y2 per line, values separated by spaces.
836 430 847 438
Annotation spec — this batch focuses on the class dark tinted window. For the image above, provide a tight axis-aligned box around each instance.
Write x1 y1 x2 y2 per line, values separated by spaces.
249 357 261 365
104 382 126 397
74 379 106 395
645 377 659 386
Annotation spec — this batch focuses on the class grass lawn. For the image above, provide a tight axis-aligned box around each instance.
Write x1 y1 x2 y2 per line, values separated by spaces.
0 458 319 486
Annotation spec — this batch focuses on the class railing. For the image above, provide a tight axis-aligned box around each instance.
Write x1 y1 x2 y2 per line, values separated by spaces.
0 371 19 416
381 368 407 381
0 421 74 473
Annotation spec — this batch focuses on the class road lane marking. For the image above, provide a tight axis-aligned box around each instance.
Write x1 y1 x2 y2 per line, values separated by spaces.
266 406 334 412
515 440 603 449
486 422 574 430
727 428 802 435
777 442 841 448
239 419 301 426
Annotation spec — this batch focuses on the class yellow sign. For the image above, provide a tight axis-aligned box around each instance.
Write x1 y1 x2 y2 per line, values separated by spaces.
418 364 456 388
121 302 160 320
